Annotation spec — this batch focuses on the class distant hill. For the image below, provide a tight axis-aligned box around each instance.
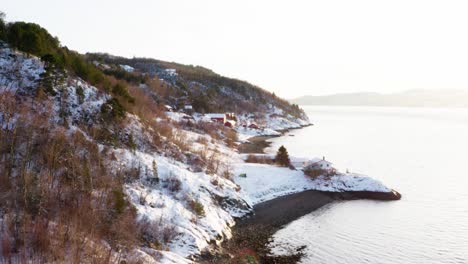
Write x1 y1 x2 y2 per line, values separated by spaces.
292 90 468 108
86 53 306 119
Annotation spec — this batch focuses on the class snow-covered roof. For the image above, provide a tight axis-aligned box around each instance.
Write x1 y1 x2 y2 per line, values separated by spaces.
120 64 135 72
305 158 333 166
165 69 177 76
205 113 226 119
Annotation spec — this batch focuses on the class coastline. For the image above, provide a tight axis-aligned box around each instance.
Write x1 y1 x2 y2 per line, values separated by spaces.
199 124 400 263
200 189 401 263
237 135 279 154
237 124 313 154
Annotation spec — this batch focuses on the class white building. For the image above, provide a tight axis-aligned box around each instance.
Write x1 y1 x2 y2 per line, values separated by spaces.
304 157 334 171
119 64 135 73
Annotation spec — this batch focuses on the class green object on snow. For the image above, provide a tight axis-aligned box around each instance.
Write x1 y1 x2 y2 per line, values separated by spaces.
239 173 247 178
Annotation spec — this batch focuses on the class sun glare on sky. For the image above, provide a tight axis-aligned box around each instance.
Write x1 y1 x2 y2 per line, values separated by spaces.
3 0 468 98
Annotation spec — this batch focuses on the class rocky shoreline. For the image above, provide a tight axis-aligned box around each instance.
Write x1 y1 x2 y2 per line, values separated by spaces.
237 124 313 154
237 135 278 154
199 124 400 263
199 189 400 264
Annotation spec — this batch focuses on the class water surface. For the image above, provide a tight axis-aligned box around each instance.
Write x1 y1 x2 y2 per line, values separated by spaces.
267 106 468 264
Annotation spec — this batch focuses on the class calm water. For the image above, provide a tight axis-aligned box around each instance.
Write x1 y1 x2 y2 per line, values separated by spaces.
267 106 468 264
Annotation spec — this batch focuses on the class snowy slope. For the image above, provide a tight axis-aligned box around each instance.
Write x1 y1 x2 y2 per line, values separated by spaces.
116 149 250 258
235 111 310 141
0 47 44 93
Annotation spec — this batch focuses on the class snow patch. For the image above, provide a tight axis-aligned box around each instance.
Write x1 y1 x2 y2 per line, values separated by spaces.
234 160 391 206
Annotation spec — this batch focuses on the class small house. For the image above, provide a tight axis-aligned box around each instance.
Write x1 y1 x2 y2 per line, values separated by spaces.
224 120 236 127
205 113 226 124
304 157 334 171
303 157 336 177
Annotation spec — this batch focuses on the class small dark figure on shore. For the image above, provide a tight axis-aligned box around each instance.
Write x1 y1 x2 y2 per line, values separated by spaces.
275 145 291 167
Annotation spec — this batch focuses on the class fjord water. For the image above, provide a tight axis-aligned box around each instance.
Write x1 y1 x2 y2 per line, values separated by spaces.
267 106 468 264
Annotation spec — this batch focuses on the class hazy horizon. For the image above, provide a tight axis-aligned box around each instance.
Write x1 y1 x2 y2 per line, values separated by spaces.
293 88 468 98
3 0 468 98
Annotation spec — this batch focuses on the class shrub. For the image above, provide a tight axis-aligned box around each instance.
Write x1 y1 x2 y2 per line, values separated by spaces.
206 152 221 175
76 86 84 104
112 188 127 215
126 133 137 151
138 217 178 250
245 154 274 164
101 98 126 119
221 167 233 179
112 83 135 103
304 168 327 179
210 178 219 186
90 126 119 146
146 160 160 185
196 136 209 145
161 224 178 245
172 129 190 152
164 176 182 193
188 200 206 217
224 129 238 148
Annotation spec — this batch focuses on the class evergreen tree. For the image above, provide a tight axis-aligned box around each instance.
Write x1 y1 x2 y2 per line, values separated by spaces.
100 98 126 120
0 11 6 41
275 145 290 167
39 54 65 95
148 160 159 185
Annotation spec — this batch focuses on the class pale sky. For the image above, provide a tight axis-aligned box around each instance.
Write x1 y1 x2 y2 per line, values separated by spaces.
3 0 468 98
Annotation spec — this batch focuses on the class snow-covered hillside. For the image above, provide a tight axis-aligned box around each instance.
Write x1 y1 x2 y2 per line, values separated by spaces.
0 48 44 92
0 45 395 264
117 148 250 258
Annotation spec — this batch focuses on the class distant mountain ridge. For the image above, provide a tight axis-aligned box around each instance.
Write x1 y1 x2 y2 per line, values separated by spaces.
291 89 468 108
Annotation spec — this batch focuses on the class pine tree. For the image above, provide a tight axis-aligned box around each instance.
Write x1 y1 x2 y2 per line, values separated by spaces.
148 160 159 185
275 145 290 167
0 11 6 41
39 54 65 95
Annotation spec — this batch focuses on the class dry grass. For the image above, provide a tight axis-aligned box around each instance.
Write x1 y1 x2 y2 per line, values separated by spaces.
245 154 274 164
224 128 238 148
304 168 327 178
137 217 178 252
